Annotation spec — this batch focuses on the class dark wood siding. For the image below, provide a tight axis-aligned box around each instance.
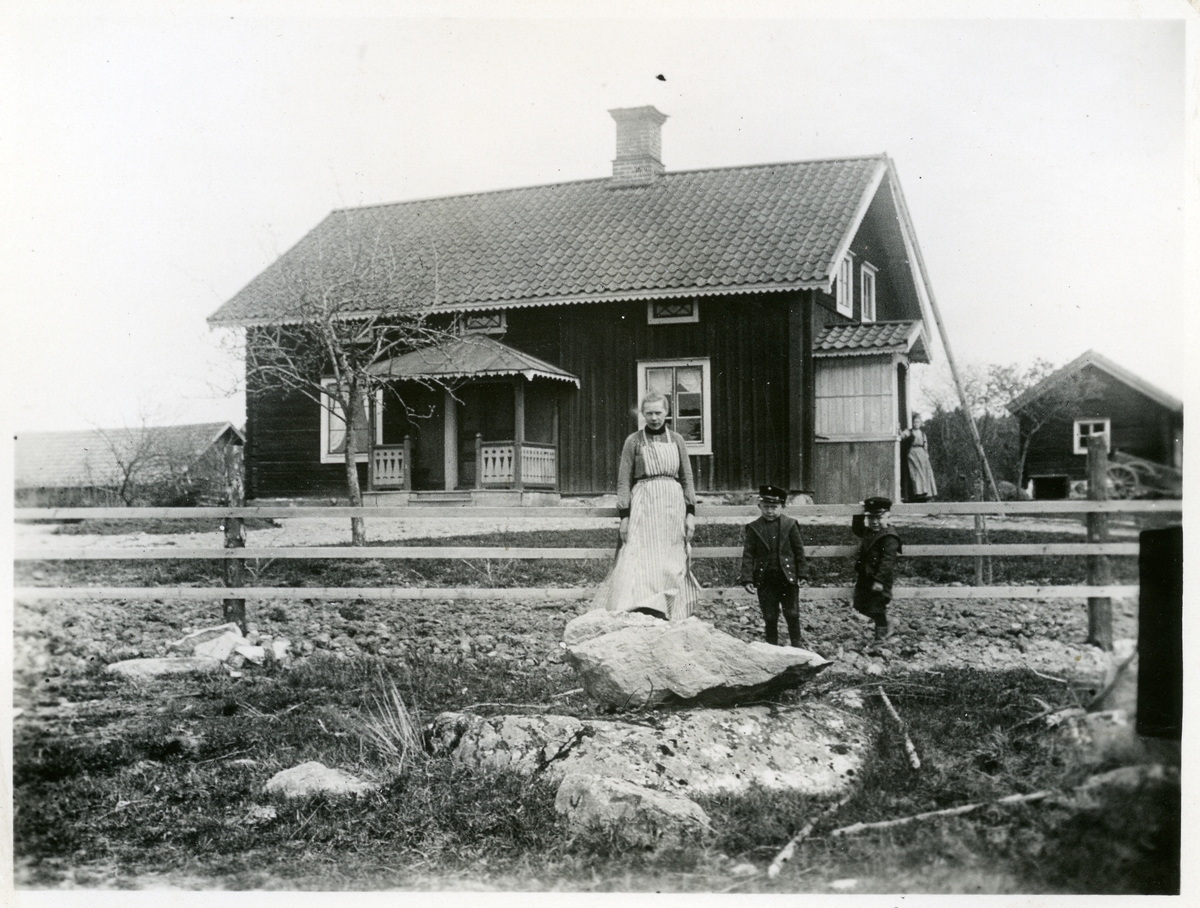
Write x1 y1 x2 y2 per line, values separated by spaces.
246 384 364 498
1021 365 1183 483
502 294 797 495
813 440 897 503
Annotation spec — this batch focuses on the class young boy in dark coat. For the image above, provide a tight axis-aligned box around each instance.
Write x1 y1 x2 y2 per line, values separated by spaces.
740 485 809 646
851 496 903 641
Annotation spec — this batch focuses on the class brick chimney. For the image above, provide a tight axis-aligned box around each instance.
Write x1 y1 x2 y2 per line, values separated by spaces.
609 105 668 186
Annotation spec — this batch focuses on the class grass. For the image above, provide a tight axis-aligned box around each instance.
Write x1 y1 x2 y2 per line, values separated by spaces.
13 654 1179 892
17 523 1139 590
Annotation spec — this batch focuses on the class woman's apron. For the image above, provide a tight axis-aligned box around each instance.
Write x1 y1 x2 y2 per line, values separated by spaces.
593 434 701 620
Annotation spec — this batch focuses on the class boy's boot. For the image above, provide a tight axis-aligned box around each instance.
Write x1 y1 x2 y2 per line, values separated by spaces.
764 620 779 646
785 614 804 647
873 619 891 641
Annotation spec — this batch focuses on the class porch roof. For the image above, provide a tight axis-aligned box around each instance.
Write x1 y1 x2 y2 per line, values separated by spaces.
368 335 580 386
813 320 929 363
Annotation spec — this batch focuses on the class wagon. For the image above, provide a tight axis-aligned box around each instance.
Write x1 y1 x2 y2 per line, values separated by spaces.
1107 450 1182 499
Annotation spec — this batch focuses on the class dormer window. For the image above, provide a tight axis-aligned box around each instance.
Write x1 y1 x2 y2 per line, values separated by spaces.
647 299 699 325
460 311 506 335
860 262 877 323
836 253 854 317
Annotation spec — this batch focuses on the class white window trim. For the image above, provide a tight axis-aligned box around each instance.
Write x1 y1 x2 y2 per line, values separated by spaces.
319 378 384 464
1073 418 1111 456
459 311 507 335
637 358 713 455
646 299 700 325
860 261 877 323
836 252 855 317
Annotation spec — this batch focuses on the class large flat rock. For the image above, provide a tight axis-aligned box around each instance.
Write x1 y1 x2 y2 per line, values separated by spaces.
428 703 868 796
563 611 829 708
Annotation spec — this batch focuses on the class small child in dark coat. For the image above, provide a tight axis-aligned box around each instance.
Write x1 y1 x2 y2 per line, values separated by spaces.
740 485 809 646
851 496 903 641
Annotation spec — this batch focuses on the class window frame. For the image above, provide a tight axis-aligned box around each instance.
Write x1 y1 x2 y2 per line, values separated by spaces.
319 378 384 464
836 252 855 317
1073 418 1111 456
860 261 877 323
646 299 700 325
459 311 507 335
637 358 713 455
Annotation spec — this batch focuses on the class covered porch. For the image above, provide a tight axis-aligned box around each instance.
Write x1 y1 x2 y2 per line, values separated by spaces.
364 335 578 501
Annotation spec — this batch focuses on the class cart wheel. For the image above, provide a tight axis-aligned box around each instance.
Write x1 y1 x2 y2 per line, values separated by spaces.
1107 464 1140 499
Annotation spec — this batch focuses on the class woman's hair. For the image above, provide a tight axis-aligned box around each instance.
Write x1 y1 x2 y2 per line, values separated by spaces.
640 392 669 412
911 412 924 423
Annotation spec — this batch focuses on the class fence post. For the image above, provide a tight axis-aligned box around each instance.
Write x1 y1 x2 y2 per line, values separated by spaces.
222 444 247 634
973 476 985 585
1086 434 1112 650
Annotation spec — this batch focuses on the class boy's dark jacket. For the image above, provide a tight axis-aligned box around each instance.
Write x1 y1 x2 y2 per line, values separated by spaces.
740 515 808 585
852 514 903 592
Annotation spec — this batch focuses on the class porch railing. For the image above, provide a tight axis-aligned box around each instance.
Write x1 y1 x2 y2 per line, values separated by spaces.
476 437 557 489
370 439 411 490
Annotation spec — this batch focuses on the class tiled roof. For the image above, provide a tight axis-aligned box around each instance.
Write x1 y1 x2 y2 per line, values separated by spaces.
14 423 243 489
369 335 579 385
814 320 929 363
209 156 888 325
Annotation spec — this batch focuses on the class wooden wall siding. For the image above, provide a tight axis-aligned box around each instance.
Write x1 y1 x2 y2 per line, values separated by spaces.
246 385 367 498
503 295 794 494
815 357 895 436
812 440 898 503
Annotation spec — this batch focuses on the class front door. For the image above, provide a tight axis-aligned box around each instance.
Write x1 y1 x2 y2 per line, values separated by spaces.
457 383 515 488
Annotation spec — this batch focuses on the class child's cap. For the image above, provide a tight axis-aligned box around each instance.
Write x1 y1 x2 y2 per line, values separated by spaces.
758 484 787 504
863 496 892 513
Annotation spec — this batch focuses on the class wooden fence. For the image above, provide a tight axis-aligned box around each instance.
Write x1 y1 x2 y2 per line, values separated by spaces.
14 499 1176 609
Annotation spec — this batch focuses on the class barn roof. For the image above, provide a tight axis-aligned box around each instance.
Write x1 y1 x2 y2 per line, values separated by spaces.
14 422 243 490
1007 350 1183 415
813 320 930 363
209 155 915 326
368 335 580 386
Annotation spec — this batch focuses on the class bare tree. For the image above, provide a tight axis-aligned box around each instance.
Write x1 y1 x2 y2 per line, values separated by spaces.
234 215 455 544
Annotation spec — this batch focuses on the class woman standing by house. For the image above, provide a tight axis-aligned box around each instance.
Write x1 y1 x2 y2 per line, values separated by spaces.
900 413 938 502
594 392 700 620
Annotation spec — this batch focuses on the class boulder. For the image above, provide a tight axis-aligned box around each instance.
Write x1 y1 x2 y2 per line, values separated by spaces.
234 645 266 665
264 761 377 799
106 656 224 679
194 630 248 662
555 772 710 847
563 609 667 646
167 623 246 653
428 703 867 796
563 612 829 708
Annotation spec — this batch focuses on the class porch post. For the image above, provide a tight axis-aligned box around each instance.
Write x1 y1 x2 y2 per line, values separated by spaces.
366 396 376 493
475 433 483 490
513 378 525 491
402 435 412 490
443 386 458 490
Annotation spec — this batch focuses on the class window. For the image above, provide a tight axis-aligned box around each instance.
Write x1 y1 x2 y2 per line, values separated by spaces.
459 311 506 335
836 253 855 317
860 262 877 323
637 358 712 454
1074 418 1110 455
320 378 383 464
647 299 700 325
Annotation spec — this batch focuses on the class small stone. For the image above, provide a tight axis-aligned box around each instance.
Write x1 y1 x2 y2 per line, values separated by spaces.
729 863 758 877
830 878 859 891
234 645 265 665
264 761 377 799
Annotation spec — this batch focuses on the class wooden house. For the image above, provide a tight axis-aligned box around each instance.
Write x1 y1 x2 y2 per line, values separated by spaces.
1007 350 1183 499
208 106 936 504
14 422 244 507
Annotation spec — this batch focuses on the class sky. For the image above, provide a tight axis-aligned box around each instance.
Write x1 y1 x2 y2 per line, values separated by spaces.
2 0 1195 434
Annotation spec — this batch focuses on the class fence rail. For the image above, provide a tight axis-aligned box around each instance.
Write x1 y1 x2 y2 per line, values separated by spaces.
12 499 1183 522
13 500 1173 607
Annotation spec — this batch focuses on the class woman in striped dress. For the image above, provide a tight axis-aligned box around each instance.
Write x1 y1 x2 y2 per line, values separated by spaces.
594 393 700 620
